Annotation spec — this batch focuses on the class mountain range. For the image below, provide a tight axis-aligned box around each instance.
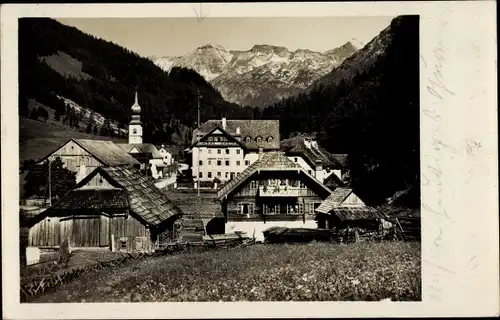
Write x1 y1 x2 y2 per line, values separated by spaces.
152 42 358 107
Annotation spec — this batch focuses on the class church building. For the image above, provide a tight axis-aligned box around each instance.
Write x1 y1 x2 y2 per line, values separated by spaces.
116 92 165 179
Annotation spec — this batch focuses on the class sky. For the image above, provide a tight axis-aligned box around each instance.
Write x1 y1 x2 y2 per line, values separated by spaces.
57 16 395 58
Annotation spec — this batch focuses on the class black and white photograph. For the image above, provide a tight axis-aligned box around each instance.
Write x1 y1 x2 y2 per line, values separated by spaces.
1 1 498 318
17 13 421 303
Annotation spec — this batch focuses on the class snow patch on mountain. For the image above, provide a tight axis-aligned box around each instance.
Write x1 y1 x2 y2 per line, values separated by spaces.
151 42 358 107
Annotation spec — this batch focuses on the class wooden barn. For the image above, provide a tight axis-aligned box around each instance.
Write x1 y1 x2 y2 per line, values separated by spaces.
27 164 183 252
215 151 333 242
315 187 391 231
37 139 141 183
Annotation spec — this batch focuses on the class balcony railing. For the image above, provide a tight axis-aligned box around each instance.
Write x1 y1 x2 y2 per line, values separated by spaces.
258 185 306 197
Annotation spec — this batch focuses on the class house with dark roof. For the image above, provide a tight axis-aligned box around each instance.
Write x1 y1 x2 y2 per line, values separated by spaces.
27 164 183 252
215 151 332 242
315 187 391 231
280 136 348 184
186 117 280 186
37 138 141 183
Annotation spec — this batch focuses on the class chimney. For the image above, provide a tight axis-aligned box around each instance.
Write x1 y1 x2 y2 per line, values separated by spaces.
222 117 226 130
315 160 324 182
236 127 240 135
258 147 263 159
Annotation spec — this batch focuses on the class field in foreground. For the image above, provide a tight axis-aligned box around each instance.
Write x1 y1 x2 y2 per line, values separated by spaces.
29 241 421 302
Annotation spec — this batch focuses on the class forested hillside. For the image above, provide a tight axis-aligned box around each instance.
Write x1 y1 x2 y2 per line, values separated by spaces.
18 18 254 145
258 16 420 206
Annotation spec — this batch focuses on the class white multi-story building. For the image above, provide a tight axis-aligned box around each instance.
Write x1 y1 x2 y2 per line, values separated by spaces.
186 118 280 183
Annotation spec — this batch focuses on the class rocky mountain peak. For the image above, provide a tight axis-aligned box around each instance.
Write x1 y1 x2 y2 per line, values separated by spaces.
152 41 359 107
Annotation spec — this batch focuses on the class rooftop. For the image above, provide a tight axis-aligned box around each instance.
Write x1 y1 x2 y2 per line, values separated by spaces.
72 139 140 166
116 143 163 159
193 119 280 150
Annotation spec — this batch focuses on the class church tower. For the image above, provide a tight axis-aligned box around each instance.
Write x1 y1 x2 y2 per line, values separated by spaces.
128 91 143 144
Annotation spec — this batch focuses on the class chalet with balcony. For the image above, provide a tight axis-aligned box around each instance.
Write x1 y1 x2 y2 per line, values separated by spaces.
215 151 333 242
187 118 280 185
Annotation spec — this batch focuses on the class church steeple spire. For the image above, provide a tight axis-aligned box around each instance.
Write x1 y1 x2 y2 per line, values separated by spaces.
129 91 143 144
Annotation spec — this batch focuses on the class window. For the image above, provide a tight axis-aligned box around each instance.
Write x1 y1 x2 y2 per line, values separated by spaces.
287 204 301 215
133 129 137 134
225 149 230 154
225 160 230 166
217 160 222 166
255 136 263 143
299 181 306 189
199 172 203 178
250 181 259 189
263 204 279 215
237 203 254 215
294 157 298 162
267 136 273 142
199 160 203 166
120 239 127 249
225 172 229 178
217 172 221 177
236 160 241 166
244 136 252 143
208 172 212 178
245 160 250 165
236 149 241 154
208 160 212 165
208 149 212 154
217 149 221 154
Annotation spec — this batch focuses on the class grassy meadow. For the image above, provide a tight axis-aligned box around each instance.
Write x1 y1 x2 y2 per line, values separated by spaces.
29 241 421 302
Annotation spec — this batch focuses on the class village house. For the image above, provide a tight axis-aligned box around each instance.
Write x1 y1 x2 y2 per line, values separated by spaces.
27 164 183 252
215 151 333 242
36 138 140 183
315 187 391 231
157 145 176 166
115 92 164 179
186 118 280 185
280 136 348 183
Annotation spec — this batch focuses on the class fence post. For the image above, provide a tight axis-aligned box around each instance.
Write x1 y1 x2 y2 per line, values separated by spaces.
111 234 115 252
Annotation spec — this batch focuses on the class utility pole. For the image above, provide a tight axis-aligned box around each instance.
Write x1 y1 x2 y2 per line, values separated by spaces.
197 89 201 197
48 159 52 207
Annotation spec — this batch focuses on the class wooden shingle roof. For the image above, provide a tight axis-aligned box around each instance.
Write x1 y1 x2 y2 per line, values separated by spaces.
72 139 141 166
99 165 183 225
216 151 331 200
315 188 353 214
50 189 129 211
193 119 280 150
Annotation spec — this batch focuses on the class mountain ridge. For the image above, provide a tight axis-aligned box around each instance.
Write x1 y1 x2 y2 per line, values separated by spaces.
152 41 358 107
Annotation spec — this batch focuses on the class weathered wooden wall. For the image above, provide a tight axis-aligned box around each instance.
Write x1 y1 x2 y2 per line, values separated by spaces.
28 212 152 252
76 172 115 189
28 217 61 247
47 140 102 173
225 196 323 223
